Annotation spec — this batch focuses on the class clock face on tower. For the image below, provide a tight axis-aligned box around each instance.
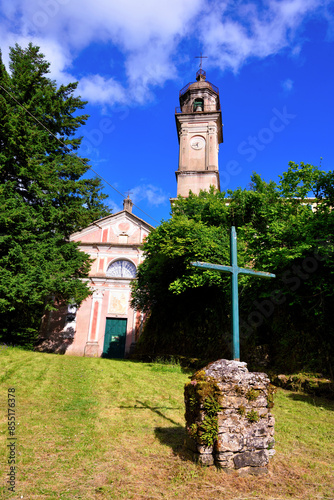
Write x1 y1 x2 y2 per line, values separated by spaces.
190 136 205 150
106 260 136 278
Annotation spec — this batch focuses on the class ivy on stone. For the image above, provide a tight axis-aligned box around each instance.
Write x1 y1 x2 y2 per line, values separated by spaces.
184 370 222 449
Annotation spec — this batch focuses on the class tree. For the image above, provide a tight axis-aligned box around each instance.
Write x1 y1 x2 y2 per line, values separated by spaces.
132 164 334 375
0 44 109 347
131 215 230 359
227 166 334 375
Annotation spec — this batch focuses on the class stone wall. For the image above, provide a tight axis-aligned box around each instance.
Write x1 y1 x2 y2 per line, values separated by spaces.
184 359 275 474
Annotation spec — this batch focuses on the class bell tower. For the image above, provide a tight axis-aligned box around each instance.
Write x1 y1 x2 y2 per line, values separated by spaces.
175 68 223 197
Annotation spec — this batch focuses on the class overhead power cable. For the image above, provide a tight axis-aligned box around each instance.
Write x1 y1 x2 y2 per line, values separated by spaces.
0 83 159 224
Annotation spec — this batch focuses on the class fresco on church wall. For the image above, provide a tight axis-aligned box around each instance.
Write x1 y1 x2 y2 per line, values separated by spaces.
108 291 129 315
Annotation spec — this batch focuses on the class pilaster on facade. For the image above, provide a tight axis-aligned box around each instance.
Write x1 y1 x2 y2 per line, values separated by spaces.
87 288 104 343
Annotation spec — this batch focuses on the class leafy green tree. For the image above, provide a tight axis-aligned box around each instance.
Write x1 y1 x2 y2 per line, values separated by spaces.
0 44 109 347
132 164 334 375
132 199 249 360
228 166 333 374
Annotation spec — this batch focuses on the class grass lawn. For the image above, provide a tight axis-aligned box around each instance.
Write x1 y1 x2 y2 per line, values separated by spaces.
0 347 333 500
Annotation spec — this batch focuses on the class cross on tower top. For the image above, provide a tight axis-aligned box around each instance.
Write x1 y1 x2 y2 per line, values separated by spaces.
195 52 208 70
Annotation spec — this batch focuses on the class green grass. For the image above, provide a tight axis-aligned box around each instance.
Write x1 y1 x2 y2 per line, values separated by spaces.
0 348 333 499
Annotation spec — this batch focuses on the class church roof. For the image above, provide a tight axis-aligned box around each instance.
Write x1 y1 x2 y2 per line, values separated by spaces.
70 206 154 243
93 208 154 229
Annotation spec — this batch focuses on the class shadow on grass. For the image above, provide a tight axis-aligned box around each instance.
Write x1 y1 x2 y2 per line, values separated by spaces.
102 357 194 373
118 400 183 426
287 392 334 411
119 398 193 461
155 426 194 462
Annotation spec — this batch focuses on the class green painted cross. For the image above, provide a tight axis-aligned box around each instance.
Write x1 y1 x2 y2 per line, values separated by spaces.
191 226 275 361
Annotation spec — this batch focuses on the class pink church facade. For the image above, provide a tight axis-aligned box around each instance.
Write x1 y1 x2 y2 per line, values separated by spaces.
39 199 153 358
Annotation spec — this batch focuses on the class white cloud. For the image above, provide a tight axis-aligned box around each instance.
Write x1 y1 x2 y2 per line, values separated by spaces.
0 0 332 105
79 75 127 106
0 0 204 103
281 78 294 92
107 199 122 214
130 184 168 206
200 0 330 73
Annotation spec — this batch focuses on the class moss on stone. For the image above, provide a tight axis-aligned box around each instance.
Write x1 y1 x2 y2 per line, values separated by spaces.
246 409 260 423
246 388 260 401
237 405 246 416
185 371 222 448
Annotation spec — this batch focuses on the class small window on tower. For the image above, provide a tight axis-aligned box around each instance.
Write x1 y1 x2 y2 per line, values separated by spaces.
193 98 204 112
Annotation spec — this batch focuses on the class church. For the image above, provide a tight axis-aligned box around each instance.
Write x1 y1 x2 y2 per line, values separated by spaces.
39 67 223 358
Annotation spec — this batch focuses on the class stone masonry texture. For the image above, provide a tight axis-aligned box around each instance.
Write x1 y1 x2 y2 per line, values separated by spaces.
184 359 275 473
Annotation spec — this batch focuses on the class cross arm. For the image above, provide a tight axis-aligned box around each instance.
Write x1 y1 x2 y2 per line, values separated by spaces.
239 267 276 278
191 261 233 274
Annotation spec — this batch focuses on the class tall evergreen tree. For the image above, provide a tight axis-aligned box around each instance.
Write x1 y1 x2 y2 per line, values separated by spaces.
0 44 109 346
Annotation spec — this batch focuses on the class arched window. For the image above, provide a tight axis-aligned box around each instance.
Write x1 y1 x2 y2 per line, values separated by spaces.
193 98 204 112
106 259 136 278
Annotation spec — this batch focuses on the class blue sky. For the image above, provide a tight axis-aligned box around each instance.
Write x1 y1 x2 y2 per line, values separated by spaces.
1 0 333 226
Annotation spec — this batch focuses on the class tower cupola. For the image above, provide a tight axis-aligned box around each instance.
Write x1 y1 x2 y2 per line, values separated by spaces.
174 68 223 197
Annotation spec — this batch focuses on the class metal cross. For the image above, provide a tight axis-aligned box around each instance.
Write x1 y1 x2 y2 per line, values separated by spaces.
191 226 275 361
195 52 208 70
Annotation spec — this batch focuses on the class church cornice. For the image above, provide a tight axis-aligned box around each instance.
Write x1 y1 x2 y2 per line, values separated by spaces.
175 112 223 144
79 242 143 249
175 170 220 175
175 111 222 120
89 275 136 281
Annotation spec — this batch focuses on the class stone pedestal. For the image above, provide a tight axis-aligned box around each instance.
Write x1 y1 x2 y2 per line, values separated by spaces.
184 359 275 473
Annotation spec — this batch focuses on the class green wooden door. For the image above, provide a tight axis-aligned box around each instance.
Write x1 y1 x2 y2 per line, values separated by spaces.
103 318 127 359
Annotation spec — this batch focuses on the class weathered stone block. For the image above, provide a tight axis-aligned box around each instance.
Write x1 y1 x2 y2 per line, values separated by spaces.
197 444 214 454
216 433 244 452
251 396 268 407
217 382 236 392
245 436 268 450
233 450 269 469
249 423 269 436
257 408 269 418
184 359 275 473
217 413 241 428
268 416 275 427
198 453 215 466
215 451 234 468
220 395 247 408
